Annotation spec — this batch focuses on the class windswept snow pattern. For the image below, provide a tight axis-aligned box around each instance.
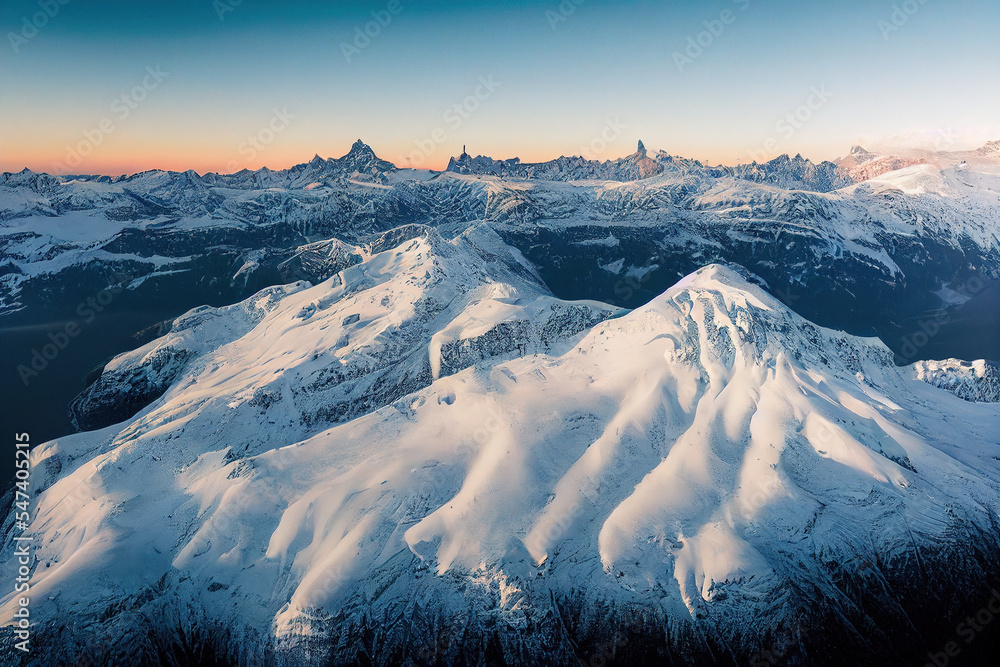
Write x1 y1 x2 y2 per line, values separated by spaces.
4 247 999 664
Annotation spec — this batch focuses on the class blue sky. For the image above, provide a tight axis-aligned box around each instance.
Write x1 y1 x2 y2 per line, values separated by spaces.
1 0 997 174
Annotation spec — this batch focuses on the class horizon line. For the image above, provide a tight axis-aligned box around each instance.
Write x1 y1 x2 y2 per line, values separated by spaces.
4 137 998 181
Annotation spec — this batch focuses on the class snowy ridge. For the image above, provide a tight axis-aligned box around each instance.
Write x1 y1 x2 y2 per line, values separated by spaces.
915 358 1000 402
68 281 311 430
3 140 1000 321
445 143 851 192
64 222 619 433
4 248 1000 664
836 140 1000 183
446 141 664 182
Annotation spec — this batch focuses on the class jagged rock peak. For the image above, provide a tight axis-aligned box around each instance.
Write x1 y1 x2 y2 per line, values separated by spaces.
334 140 397 180
348 139 374 156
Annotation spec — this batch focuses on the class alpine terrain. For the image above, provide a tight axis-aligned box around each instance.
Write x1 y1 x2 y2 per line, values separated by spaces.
2 141 999 665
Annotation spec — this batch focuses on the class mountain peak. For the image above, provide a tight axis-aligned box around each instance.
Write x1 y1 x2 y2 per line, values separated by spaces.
637 139 646 155
328 140 397 182
349 139 374 155
975 139 1000 155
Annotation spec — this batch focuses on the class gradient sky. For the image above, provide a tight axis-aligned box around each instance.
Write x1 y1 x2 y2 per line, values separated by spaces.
1 0 998 175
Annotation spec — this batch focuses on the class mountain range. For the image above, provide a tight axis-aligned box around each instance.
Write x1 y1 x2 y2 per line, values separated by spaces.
2 140 1000 665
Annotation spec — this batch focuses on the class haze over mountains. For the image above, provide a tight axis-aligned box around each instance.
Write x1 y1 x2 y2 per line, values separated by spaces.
2 139 1000 665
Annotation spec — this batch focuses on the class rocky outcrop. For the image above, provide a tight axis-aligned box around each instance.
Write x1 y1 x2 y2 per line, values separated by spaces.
915 358 1000 402
68 346 194 431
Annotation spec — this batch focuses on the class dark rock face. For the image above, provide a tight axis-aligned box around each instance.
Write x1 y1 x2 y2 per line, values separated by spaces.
436 303 610 379
69 346 194 431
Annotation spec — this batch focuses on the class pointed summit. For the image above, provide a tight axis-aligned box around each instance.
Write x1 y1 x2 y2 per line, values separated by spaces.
328 140 397 183
637 139 646 155
348 139 375 156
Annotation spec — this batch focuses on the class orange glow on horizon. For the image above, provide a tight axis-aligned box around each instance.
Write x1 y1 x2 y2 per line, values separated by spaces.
0 142 826 177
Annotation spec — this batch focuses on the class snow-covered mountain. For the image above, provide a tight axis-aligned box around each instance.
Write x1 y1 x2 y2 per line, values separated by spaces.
3 140 999 461
833 145 927 182
835 140 1000 183
446 140 665 182
3 238 999 664
3 140 999 358
3 140 1000 664
65 224 619 432
446 141 855 192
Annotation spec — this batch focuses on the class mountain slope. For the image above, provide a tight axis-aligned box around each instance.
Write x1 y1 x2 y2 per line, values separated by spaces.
4 254 999 665
3 145 1000 480
3 143 998 357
